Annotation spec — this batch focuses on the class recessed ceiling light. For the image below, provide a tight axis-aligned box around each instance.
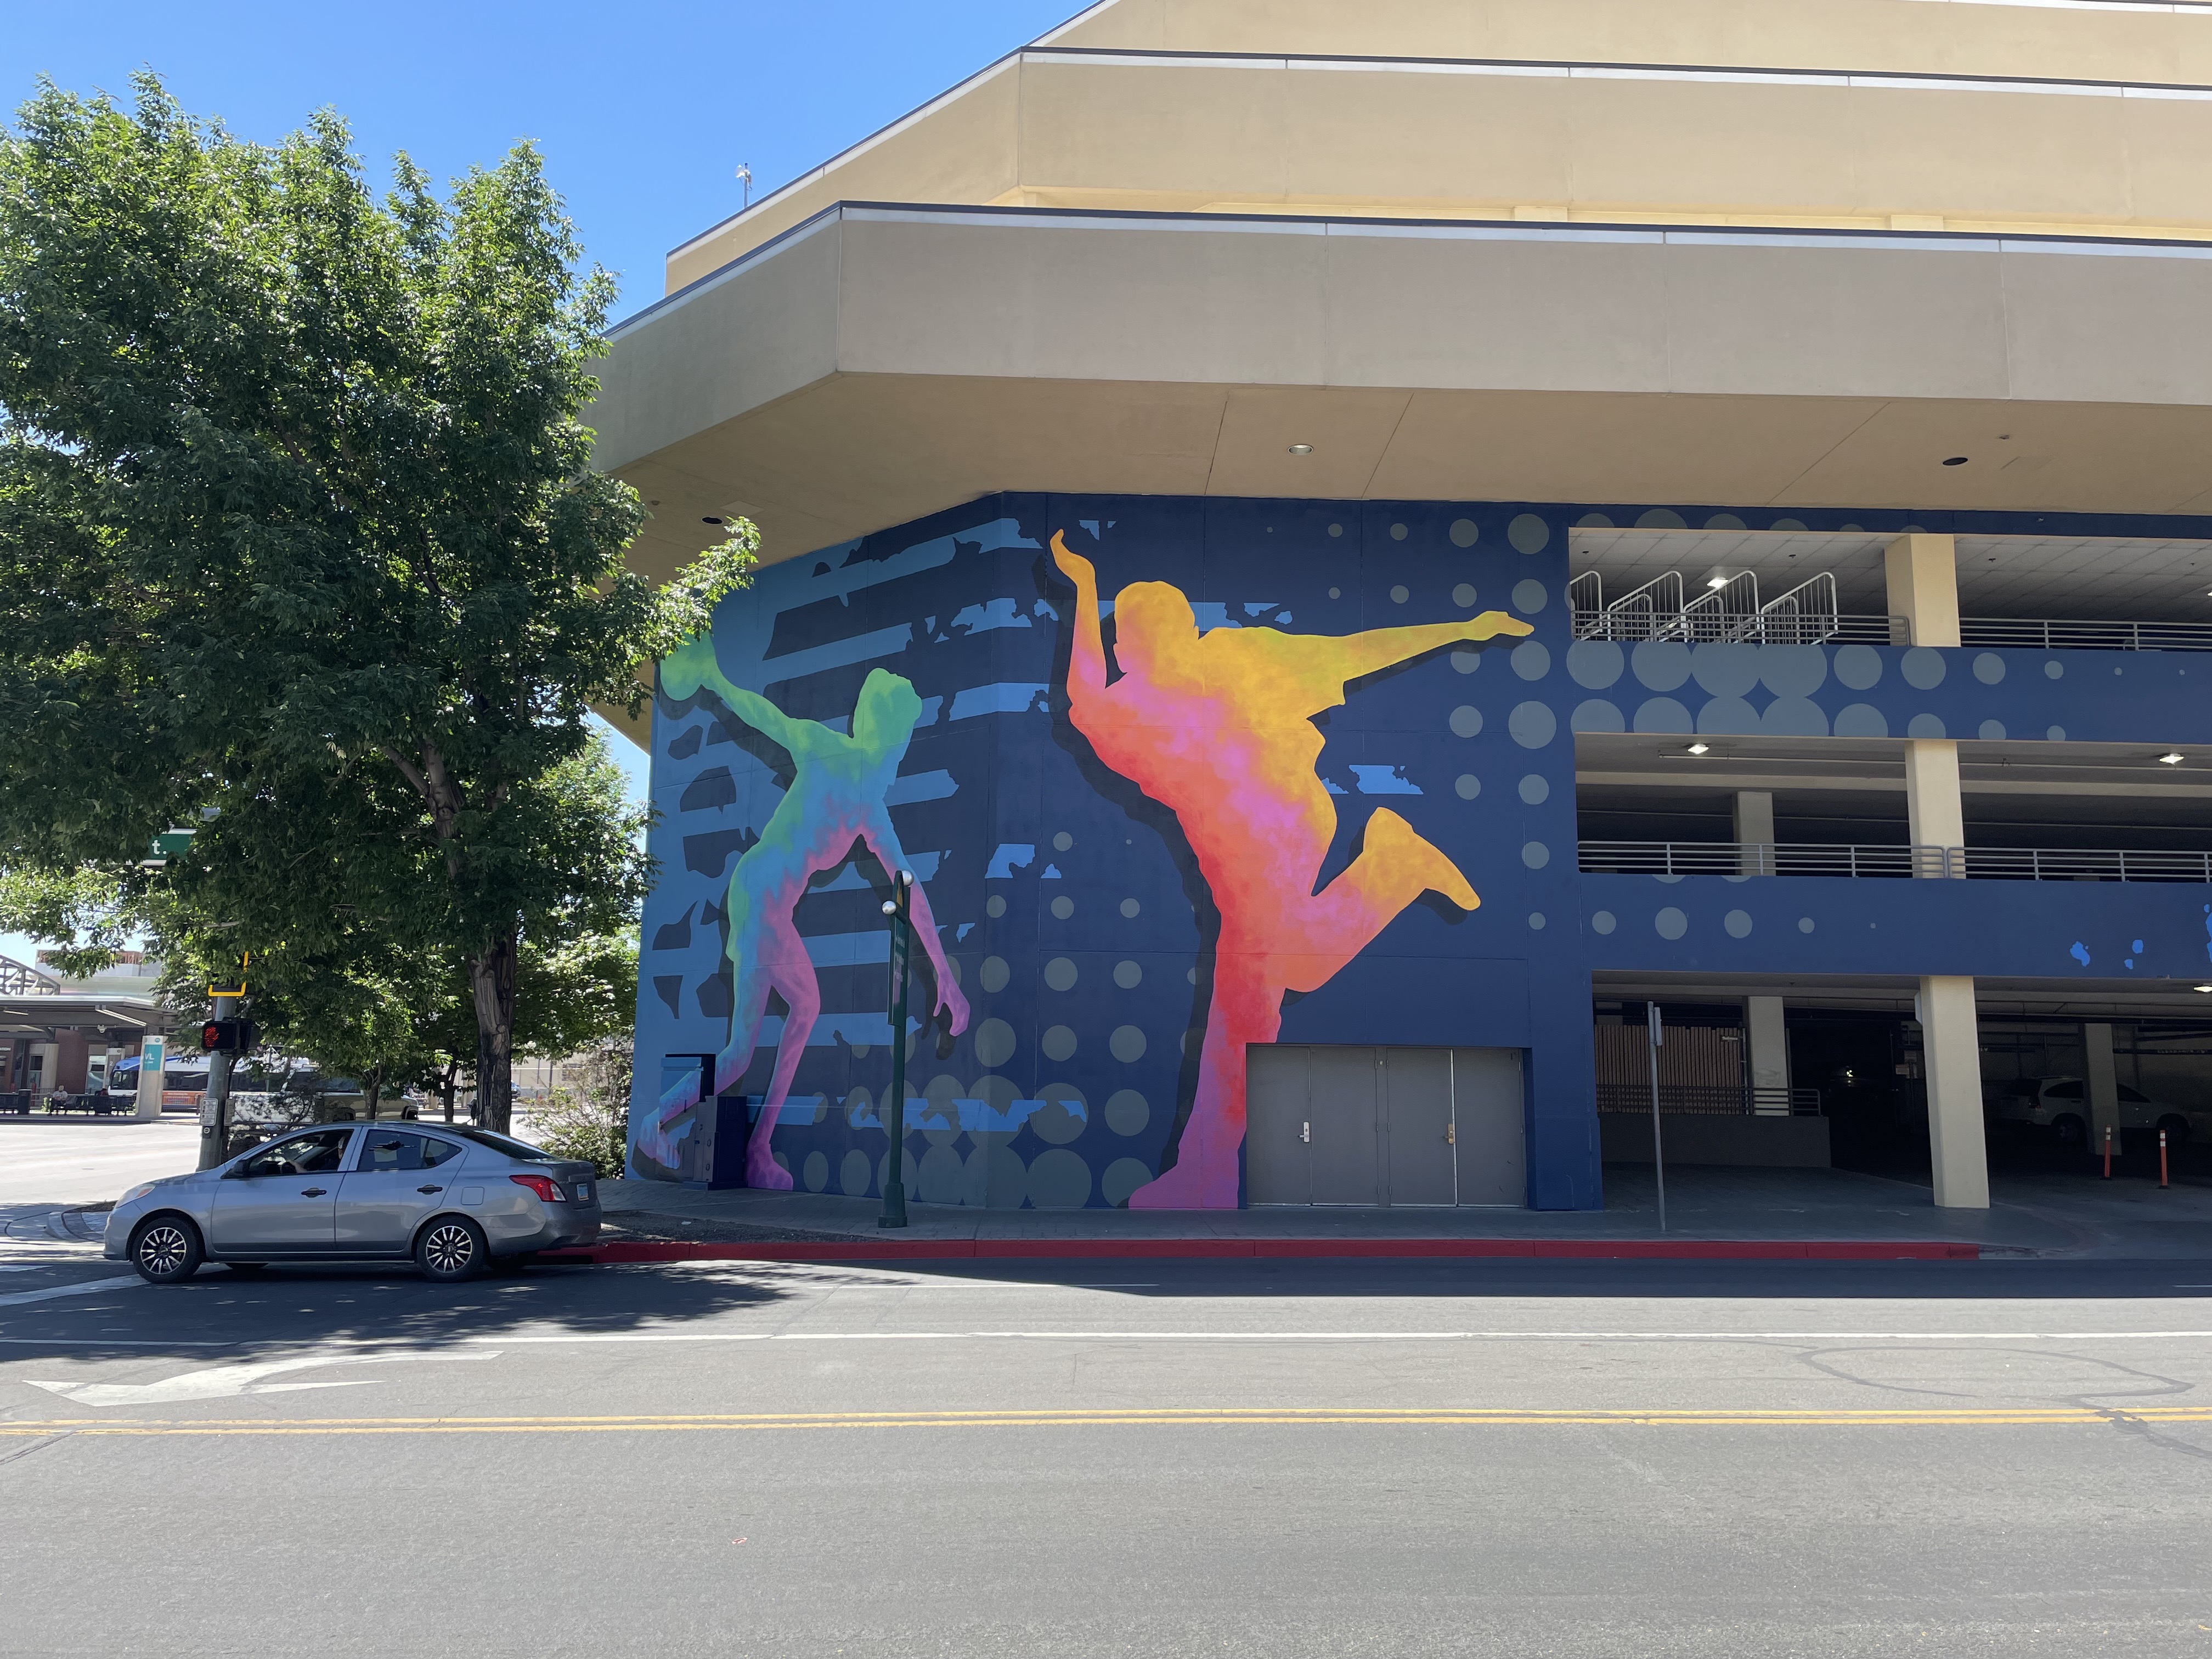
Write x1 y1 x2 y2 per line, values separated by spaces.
1942 456 1969 466
701 515 724 525
1705 575 1728 590
1288 443 1313 455
1686 742 1711 756
2196 985 2212 994
2160 753 2186 765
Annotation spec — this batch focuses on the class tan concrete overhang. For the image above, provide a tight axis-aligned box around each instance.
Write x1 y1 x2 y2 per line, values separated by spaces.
667 49 2212 292
593 202 2212 596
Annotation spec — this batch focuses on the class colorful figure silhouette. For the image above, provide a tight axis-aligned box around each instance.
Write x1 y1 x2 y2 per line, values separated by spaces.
635 633 969 1187
1051 531 1532 1209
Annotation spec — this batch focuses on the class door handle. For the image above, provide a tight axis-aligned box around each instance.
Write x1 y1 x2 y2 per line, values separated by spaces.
1301 1121 1311 1144
301 1187 328 1197
417 1184 443 1194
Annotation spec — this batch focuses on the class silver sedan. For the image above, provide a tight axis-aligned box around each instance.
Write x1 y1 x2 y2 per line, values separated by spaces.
106 1124 602 1283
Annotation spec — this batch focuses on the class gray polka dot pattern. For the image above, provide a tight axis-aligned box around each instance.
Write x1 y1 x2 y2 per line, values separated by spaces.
1511 579 1548 614
1522 842 1550 870
973 1018 1016 1067
1051 895 1075 920
1655 907 1689 940
1567 640 1624 690
1450 704 1484 738
1104 1090 1149 1135
803 1150 829 1192
1511 641 1551 681
1901 648 1946 690
1451 648 1481 674
1509 514 1550 554
1113 960 1142 989
840 1149 873 1196
1972 653 2005 685
1509 702 1558 748
1833 645 1883 690
1453 583 1478 607
1032 1084 1086 1144
1518 774 1549 805
1454 774 1482 800
1044 957 1077 991
1637 509 1688 530
1759 645 1826 697
1109 1025 1148 1063
2045 661 2063 680
1908 713 1946 739
1328 523 1344 538
1390 585 1410 604
1449 518 1480 548
1724 910 1753 938
1632 698 1692 735
1592 911 1617 935
1632 642 1691 692
1390 522 1409 541
980 957 1010 993
1833 704 1888 738
1053 831 1073 851
2047 725 2066 741
1102 1157 1152 1206
1798 917 1816 933
1042 1024 1077 1062
1690 644 1759 698
1028 1148 1092 1208
1571 699 1625 733
1527 912 1546 930
1979 719 2006 740
1120 898 1141 917
985 894 1007 918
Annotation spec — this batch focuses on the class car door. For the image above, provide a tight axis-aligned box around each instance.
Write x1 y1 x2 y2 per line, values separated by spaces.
334 1130 466 1251
208 1127 356 1251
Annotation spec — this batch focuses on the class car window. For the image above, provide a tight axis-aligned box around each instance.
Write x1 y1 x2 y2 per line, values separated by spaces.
357 1131 428 1172
2045 1080 2084 1100
2002 1079 2038 1099
451 1127 559 1161
2118 1084 2151 1104
418 1137 463 1168
243 1128 353 1177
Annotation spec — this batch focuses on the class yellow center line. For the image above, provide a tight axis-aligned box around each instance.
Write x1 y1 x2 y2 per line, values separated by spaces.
5 1406 2212 1436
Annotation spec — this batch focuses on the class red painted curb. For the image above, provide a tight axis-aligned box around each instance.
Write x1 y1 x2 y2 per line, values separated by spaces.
546 1238 1980 1265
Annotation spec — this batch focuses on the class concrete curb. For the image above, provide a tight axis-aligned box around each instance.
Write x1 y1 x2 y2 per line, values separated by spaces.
548 1238 1982 1264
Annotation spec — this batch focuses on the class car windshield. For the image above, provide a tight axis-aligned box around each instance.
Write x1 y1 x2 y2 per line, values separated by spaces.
450 1127 560 1161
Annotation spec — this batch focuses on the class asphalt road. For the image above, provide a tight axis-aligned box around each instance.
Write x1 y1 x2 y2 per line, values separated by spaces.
4 1255 2212 1657
0 1118 200 1213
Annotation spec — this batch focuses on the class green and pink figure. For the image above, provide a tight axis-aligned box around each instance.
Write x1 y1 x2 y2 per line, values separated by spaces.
636 633 968 1187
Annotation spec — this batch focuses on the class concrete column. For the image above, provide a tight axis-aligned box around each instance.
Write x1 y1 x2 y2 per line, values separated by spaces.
1904 740 1965 876
133 1036 166 1119
2083 1022 2122 1158
1746 996 1790 1113
1734 789 1775 876
1884 533 1960 648
1918 976 1990 1208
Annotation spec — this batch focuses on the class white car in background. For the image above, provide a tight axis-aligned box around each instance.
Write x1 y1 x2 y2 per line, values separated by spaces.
1984 1075 2209 1148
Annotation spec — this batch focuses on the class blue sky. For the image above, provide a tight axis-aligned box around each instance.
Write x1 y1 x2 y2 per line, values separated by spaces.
0 0 1082 969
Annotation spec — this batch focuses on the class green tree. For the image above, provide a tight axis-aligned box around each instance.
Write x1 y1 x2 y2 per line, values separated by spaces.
0 76 750 1129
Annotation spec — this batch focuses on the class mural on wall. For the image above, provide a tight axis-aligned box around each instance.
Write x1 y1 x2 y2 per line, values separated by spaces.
635 635 967 1185
1047 533 1532 1207
628 489 2212 1210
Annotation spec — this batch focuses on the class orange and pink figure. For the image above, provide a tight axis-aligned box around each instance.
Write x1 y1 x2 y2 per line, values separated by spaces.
1051 531 1531 1209
636 633 968 1187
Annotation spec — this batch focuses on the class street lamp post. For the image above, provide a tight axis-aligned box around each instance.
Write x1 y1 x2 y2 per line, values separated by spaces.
878 870 914 1229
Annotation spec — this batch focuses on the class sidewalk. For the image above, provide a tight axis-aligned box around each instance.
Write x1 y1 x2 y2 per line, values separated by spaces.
591 1164 2212 1261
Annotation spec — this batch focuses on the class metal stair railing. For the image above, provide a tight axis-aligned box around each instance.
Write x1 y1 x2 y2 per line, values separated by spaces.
1679 571 1759 643
1579 841 2212 884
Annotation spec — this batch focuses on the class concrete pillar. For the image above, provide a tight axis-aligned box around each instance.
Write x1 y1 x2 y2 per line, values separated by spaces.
2083 1022 2122 1159
1918 975 1990 1208
134 1036 166 1119
1904 740 1965 875
1746 996 1790 1113
1884 533 1960 648
1734 789 1775 876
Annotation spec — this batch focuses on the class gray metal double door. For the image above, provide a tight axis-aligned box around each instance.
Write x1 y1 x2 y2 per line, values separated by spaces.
1246 1045 1526 1206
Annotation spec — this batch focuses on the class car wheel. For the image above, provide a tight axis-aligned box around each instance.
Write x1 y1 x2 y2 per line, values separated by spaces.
415 1217 489 1282
2051 1114 2088 1149
130 1216 204 1284
2158 1115 2191 1147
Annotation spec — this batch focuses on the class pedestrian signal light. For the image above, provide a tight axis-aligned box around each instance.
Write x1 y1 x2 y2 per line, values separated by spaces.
200 1019 258 1053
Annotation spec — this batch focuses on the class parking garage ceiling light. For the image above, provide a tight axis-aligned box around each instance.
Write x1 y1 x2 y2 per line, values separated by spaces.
2196 985 2212 994
1287 443 1313 455
1686 742 1711 755
2159 753 2186 765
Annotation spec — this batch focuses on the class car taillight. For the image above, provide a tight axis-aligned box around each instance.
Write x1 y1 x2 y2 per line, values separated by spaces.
509 1173 563 1203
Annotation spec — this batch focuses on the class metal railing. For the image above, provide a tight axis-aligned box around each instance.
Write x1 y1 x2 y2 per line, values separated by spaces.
1579 841 1952 878
1595 1083 1824 1117
1570 569 1906 645
1960 617 2212 653
1581 840 2212 884
0 956 61 996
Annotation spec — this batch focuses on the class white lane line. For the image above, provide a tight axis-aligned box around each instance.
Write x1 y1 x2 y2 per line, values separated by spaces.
462 1328 2212 1345
0 1276 141 1310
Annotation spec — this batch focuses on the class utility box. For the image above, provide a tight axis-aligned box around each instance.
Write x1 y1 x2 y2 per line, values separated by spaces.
678 1094 754 1190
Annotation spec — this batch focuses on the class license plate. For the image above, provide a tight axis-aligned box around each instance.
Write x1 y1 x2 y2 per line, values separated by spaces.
574 1183 592 1202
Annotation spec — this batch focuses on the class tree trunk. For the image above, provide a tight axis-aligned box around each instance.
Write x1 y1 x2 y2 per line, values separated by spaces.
470 932 519 1133
440 1058 458 1123
364 1062 384 1122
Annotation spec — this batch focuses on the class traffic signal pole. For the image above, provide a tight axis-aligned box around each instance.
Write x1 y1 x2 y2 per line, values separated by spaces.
195 991 238 1171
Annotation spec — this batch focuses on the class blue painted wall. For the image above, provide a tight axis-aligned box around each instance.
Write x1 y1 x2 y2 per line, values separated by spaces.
631 492 2212 1210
